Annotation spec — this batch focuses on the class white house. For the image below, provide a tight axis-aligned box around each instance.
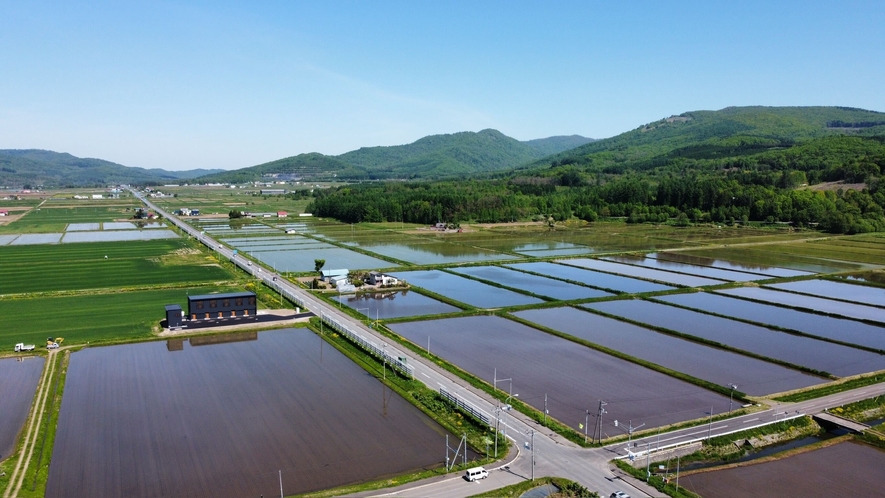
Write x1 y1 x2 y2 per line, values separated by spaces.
367 272 399 286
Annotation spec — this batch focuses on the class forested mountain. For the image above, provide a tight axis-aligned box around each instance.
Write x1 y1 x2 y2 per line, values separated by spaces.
0 150 223 188
523 135 596 156
196 130 595 182
534 106 885 174
308 107 885 234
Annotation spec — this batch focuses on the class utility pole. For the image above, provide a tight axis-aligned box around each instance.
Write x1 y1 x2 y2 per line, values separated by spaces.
279 470 283 498
646 441 651 482
584 409 589 443
593 400 607 444
530 429 535 481
544 393 548 426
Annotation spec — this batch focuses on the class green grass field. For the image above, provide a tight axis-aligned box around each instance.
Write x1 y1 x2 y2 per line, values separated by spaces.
0 239 235 294
0 286 245 347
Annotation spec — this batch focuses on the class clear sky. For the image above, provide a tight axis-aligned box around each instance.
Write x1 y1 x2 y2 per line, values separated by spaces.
2 1 883 171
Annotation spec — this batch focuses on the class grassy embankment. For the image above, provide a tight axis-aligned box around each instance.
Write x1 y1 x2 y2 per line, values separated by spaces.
297 317 508 498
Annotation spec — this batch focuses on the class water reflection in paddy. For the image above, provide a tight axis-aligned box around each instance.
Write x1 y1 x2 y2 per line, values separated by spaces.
506 262 673 294
391 270 542 308
648 252 811 278
332 289 460 318
0 356 45 459
514 307 821 395
562 258 724 287
603 255 769 281
656 292 885 351
452 266 611 300
767 279 885 308
584 300 884 376
719 287 885 324
389 316 730 432
47 329 458 498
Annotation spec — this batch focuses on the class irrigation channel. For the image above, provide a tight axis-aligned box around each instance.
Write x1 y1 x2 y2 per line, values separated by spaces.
64 189 878 498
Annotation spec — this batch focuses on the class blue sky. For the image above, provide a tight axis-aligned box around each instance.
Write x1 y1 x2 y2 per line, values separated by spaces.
1 1 883 171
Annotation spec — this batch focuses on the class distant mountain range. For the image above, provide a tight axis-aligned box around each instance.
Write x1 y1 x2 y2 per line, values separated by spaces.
5 106 884 187
0 150 224 188
196 130 596 183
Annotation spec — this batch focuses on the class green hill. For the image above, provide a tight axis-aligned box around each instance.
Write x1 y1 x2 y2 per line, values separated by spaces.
536 106 885 174
197 129 594 183
0 150 224 188
197 153 365 183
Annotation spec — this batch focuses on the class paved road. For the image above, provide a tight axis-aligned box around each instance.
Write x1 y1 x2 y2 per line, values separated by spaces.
133 190 885 498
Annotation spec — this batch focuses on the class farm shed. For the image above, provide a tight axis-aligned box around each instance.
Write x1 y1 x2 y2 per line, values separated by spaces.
165 304 183 329
187 292 257 321
320 269 348 282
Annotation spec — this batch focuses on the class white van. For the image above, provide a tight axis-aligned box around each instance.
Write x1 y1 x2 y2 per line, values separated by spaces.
464 467 489 482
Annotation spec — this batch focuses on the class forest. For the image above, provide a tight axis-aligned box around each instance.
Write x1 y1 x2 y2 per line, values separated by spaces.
306 134 885 234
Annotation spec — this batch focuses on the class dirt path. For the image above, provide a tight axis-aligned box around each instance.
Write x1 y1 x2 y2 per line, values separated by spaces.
3 349 59 498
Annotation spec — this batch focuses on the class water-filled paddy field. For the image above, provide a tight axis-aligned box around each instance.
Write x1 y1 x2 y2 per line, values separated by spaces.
561 258 724 287
681 440 885 498
513 307 822 395
391 270 542 308
452 266 612 300
655 292 885 351
47 329 459 498
333 289 460 318
674 247 859 273
718 287 885 324
388 316 731 433
767 279 885 308
648 252 811 278
250 246 396 272
505 262 673 294
584 300 884 377
0 356 44 460
602 255 770 281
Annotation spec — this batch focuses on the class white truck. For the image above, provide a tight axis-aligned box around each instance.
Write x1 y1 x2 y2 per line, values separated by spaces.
14 343 35 352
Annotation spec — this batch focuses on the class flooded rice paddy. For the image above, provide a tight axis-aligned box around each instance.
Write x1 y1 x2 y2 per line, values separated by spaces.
389 316 731 433
332 289 460 318
583 300 884 377
560 258 725 287
505 262 673 293
647 252 811 278
718 287 885 324
513 307 822 395
249 247 396 272
0 356 44 460
767 279 885 308
342 240 520 265
66 222 101 231
451 266 612 300
47 329 458 498
676 247 856 273
391 270 542 308
602 255 770 281
682 440 885 498
656 292 885 351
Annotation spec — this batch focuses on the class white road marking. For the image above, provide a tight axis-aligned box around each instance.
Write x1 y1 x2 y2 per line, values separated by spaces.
742 417 759 423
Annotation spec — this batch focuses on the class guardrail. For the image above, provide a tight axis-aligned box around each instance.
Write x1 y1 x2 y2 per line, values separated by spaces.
614 412 806 459
321 311 414 379
440 387 493 428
